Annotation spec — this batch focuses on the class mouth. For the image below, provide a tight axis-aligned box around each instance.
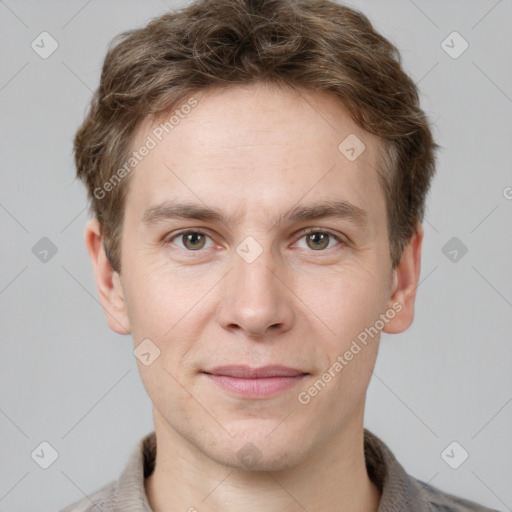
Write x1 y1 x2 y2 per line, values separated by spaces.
201 365 309 399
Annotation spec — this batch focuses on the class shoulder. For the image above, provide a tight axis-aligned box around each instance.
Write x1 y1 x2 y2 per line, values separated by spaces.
413 477 501 512
363 429 500 512
57 431 155 511
57 480 117 512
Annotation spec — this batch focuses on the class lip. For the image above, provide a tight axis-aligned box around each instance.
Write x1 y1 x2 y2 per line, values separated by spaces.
202 365 308 399
204 365 306 378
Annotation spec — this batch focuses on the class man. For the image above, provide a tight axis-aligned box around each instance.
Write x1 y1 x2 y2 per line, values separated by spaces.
60 0 498 510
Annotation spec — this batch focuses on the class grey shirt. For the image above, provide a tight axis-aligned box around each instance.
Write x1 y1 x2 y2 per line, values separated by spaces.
59 429 499 512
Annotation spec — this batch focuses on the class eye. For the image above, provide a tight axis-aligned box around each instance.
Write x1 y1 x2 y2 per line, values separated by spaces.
167 230 214 251
295 229 342 251
164 228 343 253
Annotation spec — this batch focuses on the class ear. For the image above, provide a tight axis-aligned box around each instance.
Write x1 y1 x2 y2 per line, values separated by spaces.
382 224 423 334
84 218 131 335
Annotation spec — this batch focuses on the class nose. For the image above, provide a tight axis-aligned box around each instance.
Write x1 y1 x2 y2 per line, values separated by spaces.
215 245 295 339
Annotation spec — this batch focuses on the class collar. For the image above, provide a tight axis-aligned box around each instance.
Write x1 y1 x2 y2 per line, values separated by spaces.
111 428 430 511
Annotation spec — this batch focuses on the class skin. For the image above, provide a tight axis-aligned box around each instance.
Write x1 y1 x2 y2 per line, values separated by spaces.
85 82 423 512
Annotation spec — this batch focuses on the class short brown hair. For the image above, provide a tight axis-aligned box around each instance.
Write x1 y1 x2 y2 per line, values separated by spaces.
74 0 438 273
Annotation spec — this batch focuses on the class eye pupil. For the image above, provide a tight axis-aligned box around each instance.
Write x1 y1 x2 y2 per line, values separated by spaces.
183 232 206 250
307 232 329 250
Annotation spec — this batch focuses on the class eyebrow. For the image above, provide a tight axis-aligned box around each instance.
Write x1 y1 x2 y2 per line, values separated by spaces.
141 199 368 229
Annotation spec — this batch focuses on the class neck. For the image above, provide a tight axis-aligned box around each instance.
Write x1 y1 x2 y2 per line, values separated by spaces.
145 412 381 512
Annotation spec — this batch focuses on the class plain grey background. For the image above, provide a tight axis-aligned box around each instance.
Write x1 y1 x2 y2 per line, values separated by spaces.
0 0 511 510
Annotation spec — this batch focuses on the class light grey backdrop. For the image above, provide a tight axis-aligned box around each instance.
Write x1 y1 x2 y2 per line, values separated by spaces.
0 0 511 510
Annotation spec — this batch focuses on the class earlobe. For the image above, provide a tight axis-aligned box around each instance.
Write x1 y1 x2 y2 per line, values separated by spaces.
382 224 423 335
84 218 131 335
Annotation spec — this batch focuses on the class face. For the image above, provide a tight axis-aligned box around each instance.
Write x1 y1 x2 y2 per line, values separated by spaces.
87 82 422 471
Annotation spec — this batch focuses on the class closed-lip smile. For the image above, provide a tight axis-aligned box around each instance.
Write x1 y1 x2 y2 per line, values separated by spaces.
202 365 308 399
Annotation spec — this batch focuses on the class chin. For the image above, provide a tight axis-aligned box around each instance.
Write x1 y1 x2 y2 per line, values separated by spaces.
204 430 307 473
215 447 304 473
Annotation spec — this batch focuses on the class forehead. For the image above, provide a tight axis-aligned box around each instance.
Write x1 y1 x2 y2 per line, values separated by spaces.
125 83 386 227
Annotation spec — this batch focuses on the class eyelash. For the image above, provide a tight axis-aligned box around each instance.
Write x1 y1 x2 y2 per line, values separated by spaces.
164 228 344 253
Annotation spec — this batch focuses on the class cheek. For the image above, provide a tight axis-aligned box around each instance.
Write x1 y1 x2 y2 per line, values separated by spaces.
296 272 384 416
123 263 204 338
296 262 390 344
